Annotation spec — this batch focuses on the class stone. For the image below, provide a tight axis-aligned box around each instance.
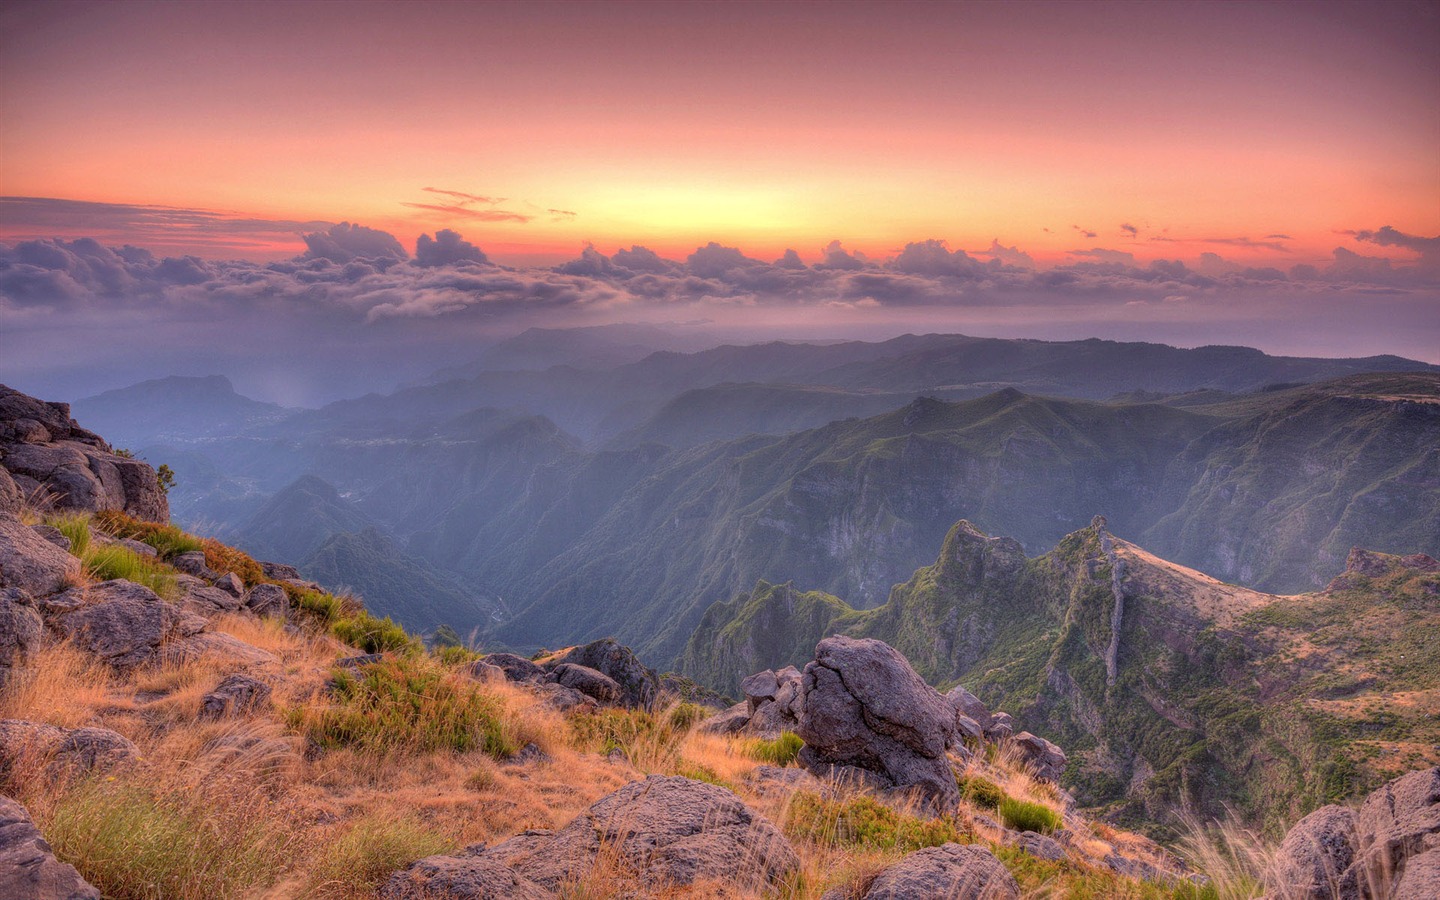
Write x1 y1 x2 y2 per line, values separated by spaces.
1016 831 1066 862
481 652 545 683
385 775 799 896
174 575 242 616
857 843 1019 899
116 538 156 559
741 669 780 711
946 684 992 727
170 551 214 579
260 561 302 581
744 764 827 799
199 673 272 720
796 636 959 810
1354 766 1440 894
54 728 138 772
1265 805 1358 900
699 701 751 736
212 572 244 597
532 682 599 714
954 714 984 744
57 579 182 669
1394 848 1440 900
0 794 101 900
28 526 69 553
0 589 43 682
0 515 80 598
0 720 137 779
543 639 658 710
546 663 621 705
466 661 505 683
242 583 289 618
744 671 805 739
0 470 20 515
1012 731 1067 783
985 712 1015 741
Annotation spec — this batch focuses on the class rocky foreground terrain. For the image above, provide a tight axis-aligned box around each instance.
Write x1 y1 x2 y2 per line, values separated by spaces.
1 383 1437 899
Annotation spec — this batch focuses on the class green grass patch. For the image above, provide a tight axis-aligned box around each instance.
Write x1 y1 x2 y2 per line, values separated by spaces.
570 706 694 771
740 731 804 766
331 613 416 654
41 778 291 900
291 657 518 757
673 762 736 791
303 811 453 899
998 796 1062 834
784 791 965 853
286 586 354 626
92 510 203 559
956 773 1005 809
45 511 92 556
81 544 177 599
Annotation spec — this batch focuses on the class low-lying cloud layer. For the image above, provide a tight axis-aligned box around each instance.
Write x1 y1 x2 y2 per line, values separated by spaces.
2 221 1438 405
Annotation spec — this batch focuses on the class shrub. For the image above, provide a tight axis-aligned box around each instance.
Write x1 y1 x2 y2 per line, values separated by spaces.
81 544 177 599
957 773 1005 809
199 537 264 585
287 586 353 626
40 779 291 899
571 707 689 771
666 701 709 732
784 791 965 852
332 613 415 654
998 797 1062 834
741 731 804 766
304 811 453 899
434 645 480 666
291 657 518 757
92 510 203 559
45 511 92 556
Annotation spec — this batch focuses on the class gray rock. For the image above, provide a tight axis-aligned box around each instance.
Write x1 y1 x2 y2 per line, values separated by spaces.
0 515 80 598
54 727 138 772
797 636 959 810
985 712 1015 741
546 663 621 705
58 579 182 669
116 538 156 559
166 631 275 667
741 669 780 711
1012 731 1067 783
699 701 751 735
1394 848 1440 900
170 551 215 580
0 469 20 515
532 682 599 714
954 714 984 744
466 661 505 683
0 589 42 683
1016 831 1066 862
481 653 545 683
211 572 244 597
946 684 992 727
388 775 798 896
0 794 101 900
1265 805 1358 900
28 526 69 553
174 575 242 616
380 851 550 900
1354 766 1440 894
0 720 136 779
242 583 289 618
859 843 1019 899
259 561 302 581
543 639 658 710
199 674 272 720
744 764 826 798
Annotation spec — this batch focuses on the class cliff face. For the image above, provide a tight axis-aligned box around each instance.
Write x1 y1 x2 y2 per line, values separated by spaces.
0 385 168 522
680 517 1440 835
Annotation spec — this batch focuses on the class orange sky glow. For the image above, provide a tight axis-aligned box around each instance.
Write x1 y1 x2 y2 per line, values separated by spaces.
2 0 1436 268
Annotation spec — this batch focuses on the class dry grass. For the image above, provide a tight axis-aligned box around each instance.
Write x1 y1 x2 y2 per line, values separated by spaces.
0 641 114 728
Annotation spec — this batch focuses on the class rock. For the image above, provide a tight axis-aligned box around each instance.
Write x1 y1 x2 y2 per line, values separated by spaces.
0 720 137 779
1354 766 1440 893
212 572 244 597
199 673 272 720
744 669 805 739
796 636 959 810
1106 853 1164 882
336 653 386 669
546 663 621 706
856 843 1019 899
945 685 992 727
1394 848 1440 900
0 721 64 780
466 661 505 683
385 775 798 896
954 714 984 744
1265 805 1359 900
481 653 545 683
532 682 599 714
174 575 242 616
1012 732 1067 783
116 538 156 559
170 551 215 580
260 561 302 581
54 727 138 772
0 515 80 598
167 631 275 667
744 764 827 798
0 794 101 900
242 583 289 618
0 589 42 683
28 526 69 553
741 669 780 711
57 579 183 669
0 469 20 515
1016 831 1066 862
985 712 1015 741
543 639 658 710
699 701 751 735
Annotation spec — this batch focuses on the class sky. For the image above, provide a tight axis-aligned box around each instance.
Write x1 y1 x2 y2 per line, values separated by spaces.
1 0 1438 404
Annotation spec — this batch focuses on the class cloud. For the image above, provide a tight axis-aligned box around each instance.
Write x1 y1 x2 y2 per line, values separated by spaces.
1067 247 1137 266
890 240 983 278
301 223 409 264
985 239 1035 269
686 242 764 279
422 187 504 205
774 249 807 270
1072 226 1097 239
1120 223 1139 237
547 208 578 219
401 202 533 223
414 229 490 267
814 240 867 271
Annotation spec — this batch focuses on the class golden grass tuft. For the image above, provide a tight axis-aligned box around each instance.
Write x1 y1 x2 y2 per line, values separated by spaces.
0 641 113 729
303 810 455 900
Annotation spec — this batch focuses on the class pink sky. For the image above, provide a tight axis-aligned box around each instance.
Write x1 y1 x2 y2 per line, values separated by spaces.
2 0 1436 268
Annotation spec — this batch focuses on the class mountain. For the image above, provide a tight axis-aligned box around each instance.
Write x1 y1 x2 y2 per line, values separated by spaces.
72 374 292 448
236 474 375 562
680 517 1440 835
418 323 723 383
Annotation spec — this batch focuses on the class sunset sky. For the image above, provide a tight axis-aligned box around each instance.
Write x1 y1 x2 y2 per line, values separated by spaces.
2 0 1438 403
2 0 1436 265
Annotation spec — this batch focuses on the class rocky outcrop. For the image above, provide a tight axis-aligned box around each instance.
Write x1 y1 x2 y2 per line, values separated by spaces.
822 842 1019 900
0 720 137 780
0 385 167 523
736 665 804 738
1012 732 1067 784
1264 767 1440 899
199 674 272 720
544 664 620 706
797 636 961 810
0 794 100 900
1093 515 1127 687
0 517 80 598
382 775 799 898
479 653 545 683
242 584 288 618
542 639 659 710
0 590 43 684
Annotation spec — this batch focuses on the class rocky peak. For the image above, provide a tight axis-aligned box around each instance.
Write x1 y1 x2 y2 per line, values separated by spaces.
1326 546 1440 592
938 520 1028 583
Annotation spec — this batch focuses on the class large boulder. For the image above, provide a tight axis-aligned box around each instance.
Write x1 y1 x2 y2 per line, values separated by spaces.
0 516 80 598
0 794 101 899
0 720 137 780
1394 848 1440 900
0 589 43 684
57 580 186 669
1354 766 1440 894
797 636 960 810
479 653 545 683
543 639 658 710
1012 732 1067 783
1265 805 1359 900
545 664 621 706
199 674 272 720
0 386 168 523
241 584 288 618
825 843 1019 900
744 668 804 739
383 775 799 897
